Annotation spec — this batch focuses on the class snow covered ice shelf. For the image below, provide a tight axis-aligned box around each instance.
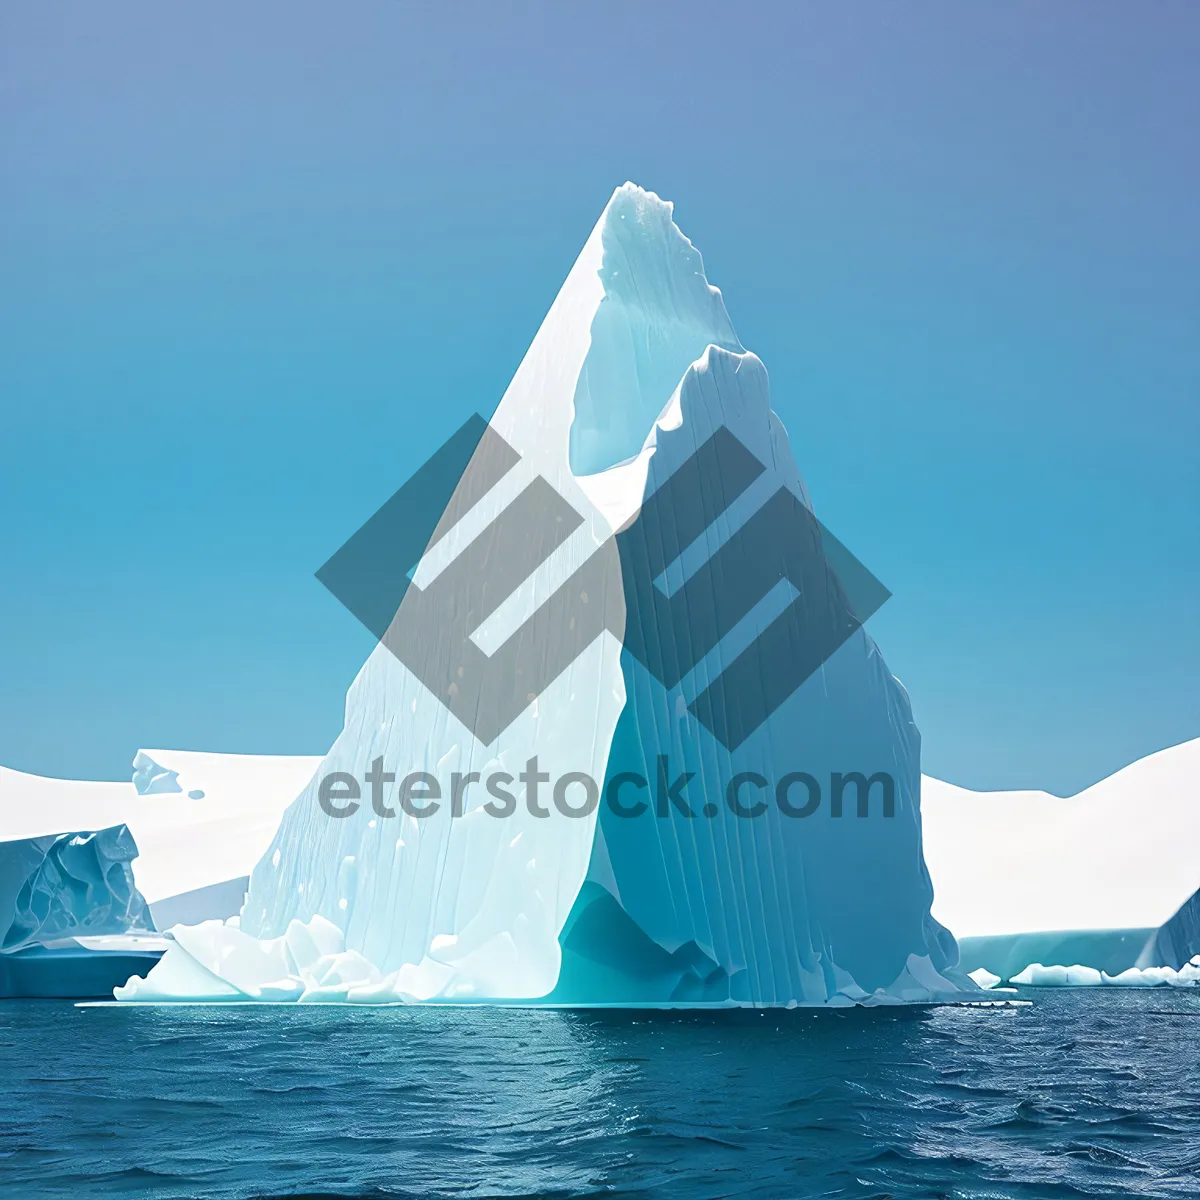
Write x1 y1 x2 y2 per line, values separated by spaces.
922 737 1200 982
0 750 321 929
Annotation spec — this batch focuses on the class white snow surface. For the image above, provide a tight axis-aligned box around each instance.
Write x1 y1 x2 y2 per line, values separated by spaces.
0 750 320 909
922 738 1200 937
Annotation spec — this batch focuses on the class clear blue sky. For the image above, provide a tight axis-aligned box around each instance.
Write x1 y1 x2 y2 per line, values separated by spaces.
2 2 1197 794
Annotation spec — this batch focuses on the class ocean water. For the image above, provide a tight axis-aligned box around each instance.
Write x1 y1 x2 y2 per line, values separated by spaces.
1 990 1198 1199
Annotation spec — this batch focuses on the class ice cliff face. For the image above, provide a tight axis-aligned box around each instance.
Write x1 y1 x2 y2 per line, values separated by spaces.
119 184 971 1005
568 191 743 477
554 349 955 1004
0 826 152 951
547 191 958 1001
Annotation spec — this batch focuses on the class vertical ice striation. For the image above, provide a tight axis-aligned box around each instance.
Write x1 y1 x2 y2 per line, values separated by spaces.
556 343 959 1003
118 184 971 1005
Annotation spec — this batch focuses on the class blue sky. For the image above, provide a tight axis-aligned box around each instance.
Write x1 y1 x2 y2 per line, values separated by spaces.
2 2 1197 794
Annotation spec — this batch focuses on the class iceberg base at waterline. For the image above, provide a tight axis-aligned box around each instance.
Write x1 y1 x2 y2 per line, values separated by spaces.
1 939 168 1000
113 911 974 1008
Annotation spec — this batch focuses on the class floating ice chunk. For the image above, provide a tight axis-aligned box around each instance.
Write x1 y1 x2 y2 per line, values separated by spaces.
114 914 371 1002
1101 966 1174 988
284 914 344 974
387 960 458 1003
968 968 1001 990
1009 961 1199 988
132 752 181 795
169 921 297 1000
115 940 244 1002
1101 967 1160 987
297 950 384 1003
1011 963 1103 987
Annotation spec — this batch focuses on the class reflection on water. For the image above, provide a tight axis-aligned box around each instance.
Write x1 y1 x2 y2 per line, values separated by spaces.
1 991 1198 1198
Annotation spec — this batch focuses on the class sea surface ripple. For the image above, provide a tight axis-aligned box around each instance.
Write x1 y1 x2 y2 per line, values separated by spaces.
1 989 1198 1198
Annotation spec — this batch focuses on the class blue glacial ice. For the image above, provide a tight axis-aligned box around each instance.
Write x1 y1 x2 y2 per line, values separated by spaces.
0 826 152 950
549 347 959 1005
116 184 978 1006
0 824 164 999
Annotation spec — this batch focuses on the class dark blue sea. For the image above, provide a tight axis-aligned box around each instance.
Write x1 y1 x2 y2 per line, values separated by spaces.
1 990 1198 1199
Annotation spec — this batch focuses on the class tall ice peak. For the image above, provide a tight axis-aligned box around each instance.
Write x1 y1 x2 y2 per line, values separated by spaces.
568 183 744 476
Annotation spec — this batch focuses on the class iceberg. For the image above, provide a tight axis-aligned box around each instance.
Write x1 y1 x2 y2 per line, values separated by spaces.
0 825 165 998
0 825 151 950
116 183 974 1006
922 737 1200 982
